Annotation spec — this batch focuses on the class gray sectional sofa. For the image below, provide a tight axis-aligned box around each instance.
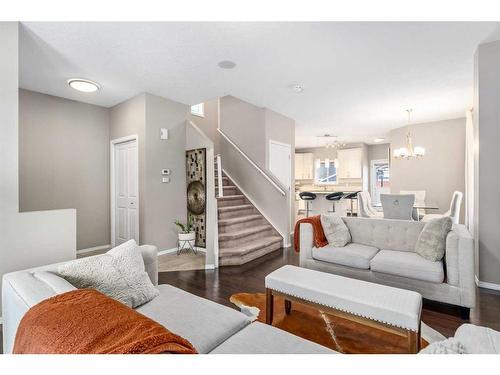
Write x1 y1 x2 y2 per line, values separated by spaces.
299 217 476 316
2 245 334 354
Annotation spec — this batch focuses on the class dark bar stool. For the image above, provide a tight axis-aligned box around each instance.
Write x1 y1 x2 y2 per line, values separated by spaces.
299 192 317 217
325 192 344 213
343 191 361 216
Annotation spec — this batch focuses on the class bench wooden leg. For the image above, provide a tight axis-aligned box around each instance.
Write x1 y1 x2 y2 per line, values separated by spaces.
285 299 292 315
407 330 421 354
266 288 274 325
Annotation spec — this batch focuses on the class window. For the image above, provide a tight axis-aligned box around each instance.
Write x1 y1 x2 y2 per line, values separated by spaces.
315 160 337 185
191 103 205 117
370 159 390 205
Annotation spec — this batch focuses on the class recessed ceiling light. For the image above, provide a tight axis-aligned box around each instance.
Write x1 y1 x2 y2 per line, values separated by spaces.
292 84 304 93
373 138 386 143
217 60 236 69
67 78 100 93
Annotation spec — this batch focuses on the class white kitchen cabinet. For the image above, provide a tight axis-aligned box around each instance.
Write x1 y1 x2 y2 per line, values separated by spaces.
294 153 314 180
337 148 362 179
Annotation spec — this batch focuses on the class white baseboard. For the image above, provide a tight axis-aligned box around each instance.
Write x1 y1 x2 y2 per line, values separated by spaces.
205 264 215 270
157 247 207 256
76 244 111 255
475 275 500 291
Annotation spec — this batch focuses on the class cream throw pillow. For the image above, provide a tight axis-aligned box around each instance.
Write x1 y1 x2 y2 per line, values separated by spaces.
58 240 159 308
415 217 452 261
320 214 351 247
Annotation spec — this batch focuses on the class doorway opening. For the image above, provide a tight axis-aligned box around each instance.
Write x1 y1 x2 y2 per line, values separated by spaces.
370 159 390 206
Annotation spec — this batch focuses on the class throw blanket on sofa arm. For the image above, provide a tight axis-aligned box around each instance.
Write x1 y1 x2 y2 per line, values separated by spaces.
293 215 328 252
13 289 197 354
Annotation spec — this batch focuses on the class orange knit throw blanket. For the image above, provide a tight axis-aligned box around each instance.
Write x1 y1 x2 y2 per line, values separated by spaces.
293 215 328 252
13 289 197 354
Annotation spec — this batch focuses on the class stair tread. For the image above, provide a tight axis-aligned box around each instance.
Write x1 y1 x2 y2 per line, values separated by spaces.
219 224 272 241
218 204 254 212
219 235 282 256
217 194 244 200
218 214 262 226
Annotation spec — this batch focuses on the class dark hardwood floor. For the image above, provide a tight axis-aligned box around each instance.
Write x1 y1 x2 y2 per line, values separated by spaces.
159 247 500 338
1 247 499 354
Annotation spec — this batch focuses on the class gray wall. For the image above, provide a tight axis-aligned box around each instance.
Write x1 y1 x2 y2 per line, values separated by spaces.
110 93 147 244
390 118 466 223
189 98 220 154
19 89 110 250
220 95 266 169
144 93 188 250
219 96 295 243
474 40 500 285
110 93 188 250
367 143 390 162
264 108 296 234
0 22 76 314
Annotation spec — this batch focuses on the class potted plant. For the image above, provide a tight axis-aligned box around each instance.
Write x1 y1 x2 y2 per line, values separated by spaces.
174 216 196 250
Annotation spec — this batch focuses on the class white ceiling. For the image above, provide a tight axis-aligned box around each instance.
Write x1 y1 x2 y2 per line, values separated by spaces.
19 22 500 147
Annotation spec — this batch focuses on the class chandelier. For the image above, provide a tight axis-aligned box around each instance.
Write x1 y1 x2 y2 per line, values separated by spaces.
318 134 346 149
393 109 425 159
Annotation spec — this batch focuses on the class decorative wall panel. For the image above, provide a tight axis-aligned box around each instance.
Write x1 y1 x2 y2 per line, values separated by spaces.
186 148 206 248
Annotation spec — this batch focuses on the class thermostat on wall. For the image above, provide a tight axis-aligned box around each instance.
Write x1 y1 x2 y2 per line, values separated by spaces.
162 169 171 175
160 128 169 140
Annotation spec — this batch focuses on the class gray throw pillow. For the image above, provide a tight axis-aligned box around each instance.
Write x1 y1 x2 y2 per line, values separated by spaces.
415 217 452 261
320 214 351 247
58 240 159 308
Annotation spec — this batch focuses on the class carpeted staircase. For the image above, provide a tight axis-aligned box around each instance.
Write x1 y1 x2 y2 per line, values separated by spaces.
216 169 283 266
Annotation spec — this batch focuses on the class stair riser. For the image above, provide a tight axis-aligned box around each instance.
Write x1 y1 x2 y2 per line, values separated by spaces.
219 241 282 266
215 186 238 196
218 207 256 219
217 197 247 207
215 177 232 187
219 228 275 248
218 217 266 233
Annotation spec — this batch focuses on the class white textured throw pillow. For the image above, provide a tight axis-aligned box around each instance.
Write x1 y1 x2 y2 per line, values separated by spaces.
320 214 351 247
415 217 452 262
419 338 466 354
58 240 159 308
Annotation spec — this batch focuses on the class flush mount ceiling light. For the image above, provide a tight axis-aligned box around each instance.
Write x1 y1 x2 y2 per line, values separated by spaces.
67 78 100 93
217 60 236 69
291 84 304 93
373 137 386 143
393 109 425 159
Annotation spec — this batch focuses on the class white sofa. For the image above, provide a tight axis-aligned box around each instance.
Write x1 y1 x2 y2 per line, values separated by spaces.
299 217 476 317
452 324 500 354
2 245 334 354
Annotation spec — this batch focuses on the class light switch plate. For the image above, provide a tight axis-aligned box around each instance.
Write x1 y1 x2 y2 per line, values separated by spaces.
160 128 169 140
162 177 170 183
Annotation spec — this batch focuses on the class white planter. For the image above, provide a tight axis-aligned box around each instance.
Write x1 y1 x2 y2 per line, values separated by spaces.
178 231 196 249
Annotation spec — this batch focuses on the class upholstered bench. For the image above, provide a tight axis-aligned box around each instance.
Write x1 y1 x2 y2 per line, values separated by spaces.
265 265 423 353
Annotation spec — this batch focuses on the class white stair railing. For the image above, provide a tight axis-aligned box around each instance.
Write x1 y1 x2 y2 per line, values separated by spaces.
216 154 223 198
217 128 286 196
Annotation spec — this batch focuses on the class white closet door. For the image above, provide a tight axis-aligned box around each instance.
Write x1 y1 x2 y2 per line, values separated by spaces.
114 139 139 245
